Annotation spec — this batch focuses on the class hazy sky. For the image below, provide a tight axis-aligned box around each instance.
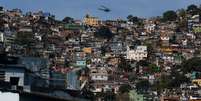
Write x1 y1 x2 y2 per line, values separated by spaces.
0 0 201 20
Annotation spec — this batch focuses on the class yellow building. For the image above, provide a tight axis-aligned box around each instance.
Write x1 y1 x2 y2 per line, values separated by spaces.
160 96 180 101
83 14 99 27
83 48 92 54
160 47 173 54
192 79 201 86
160 31 170 47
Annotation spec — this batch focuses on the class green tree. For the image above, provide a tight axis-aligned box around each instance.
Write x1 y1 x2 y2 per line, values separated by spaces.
128 74 136 82
62 16 74 23
95 26 114 39
148 64 160 73
187 4 199 15
116 93 129 101
137 60 149 67
153 75 170 91
136 80 150 91
100 46 107 56
119 84 132 94
103 91 116 101
163 10 177 22
187 4 198 11
182 57 201 73
127 15 139 23
15 32 35 46
169 35 177 44
127 15 144 27
177 19 188 32
118 56 132 72
127 15 133 21
169 73 190 87
177 9 188 31
177 9 187 19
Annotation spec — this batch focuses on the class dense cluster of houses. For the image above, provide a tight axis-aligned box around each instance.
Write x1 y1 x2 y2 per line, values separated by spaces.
0 6 201 101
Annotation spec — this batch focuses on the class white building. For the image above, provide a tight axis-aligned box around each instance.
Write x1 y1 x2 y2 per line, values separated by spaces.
0 32 3 42
160 35 170 47
0 65 26 87
90 67 108 81
162 55 174 63
89 67 109 93
126 46 148 61
145 24 156 32
0 92 19 101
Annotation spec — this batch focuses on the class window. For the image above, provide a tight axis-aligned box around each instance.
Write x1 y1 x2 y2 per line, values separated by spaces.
0 71 5 81
10 77 19 85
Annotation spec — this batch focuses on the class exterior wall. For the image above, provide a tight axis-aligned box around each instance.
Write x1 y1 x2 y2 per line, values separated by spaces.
160 36 170 47
90 67 108 81
5 69 24 86
83 48 92 54
162 55 174 63
126 46 147 61
83 17 99 26
91 74 108 81
20 57 49 79
145 24 156 32
66 71 80 90
126 52 147 61
49 71 66 89
76 60 86 66
0 92 19 101
129 90 144 101
0 32 3 42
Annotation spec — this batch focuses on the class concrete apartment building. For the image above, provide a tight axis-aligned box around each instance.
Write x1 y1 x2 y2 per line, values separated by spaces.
126 46 148 61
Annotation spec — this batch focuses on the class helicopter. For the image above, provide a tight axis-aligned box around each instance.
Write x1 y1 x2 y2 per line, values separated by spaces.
98 5 111 12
